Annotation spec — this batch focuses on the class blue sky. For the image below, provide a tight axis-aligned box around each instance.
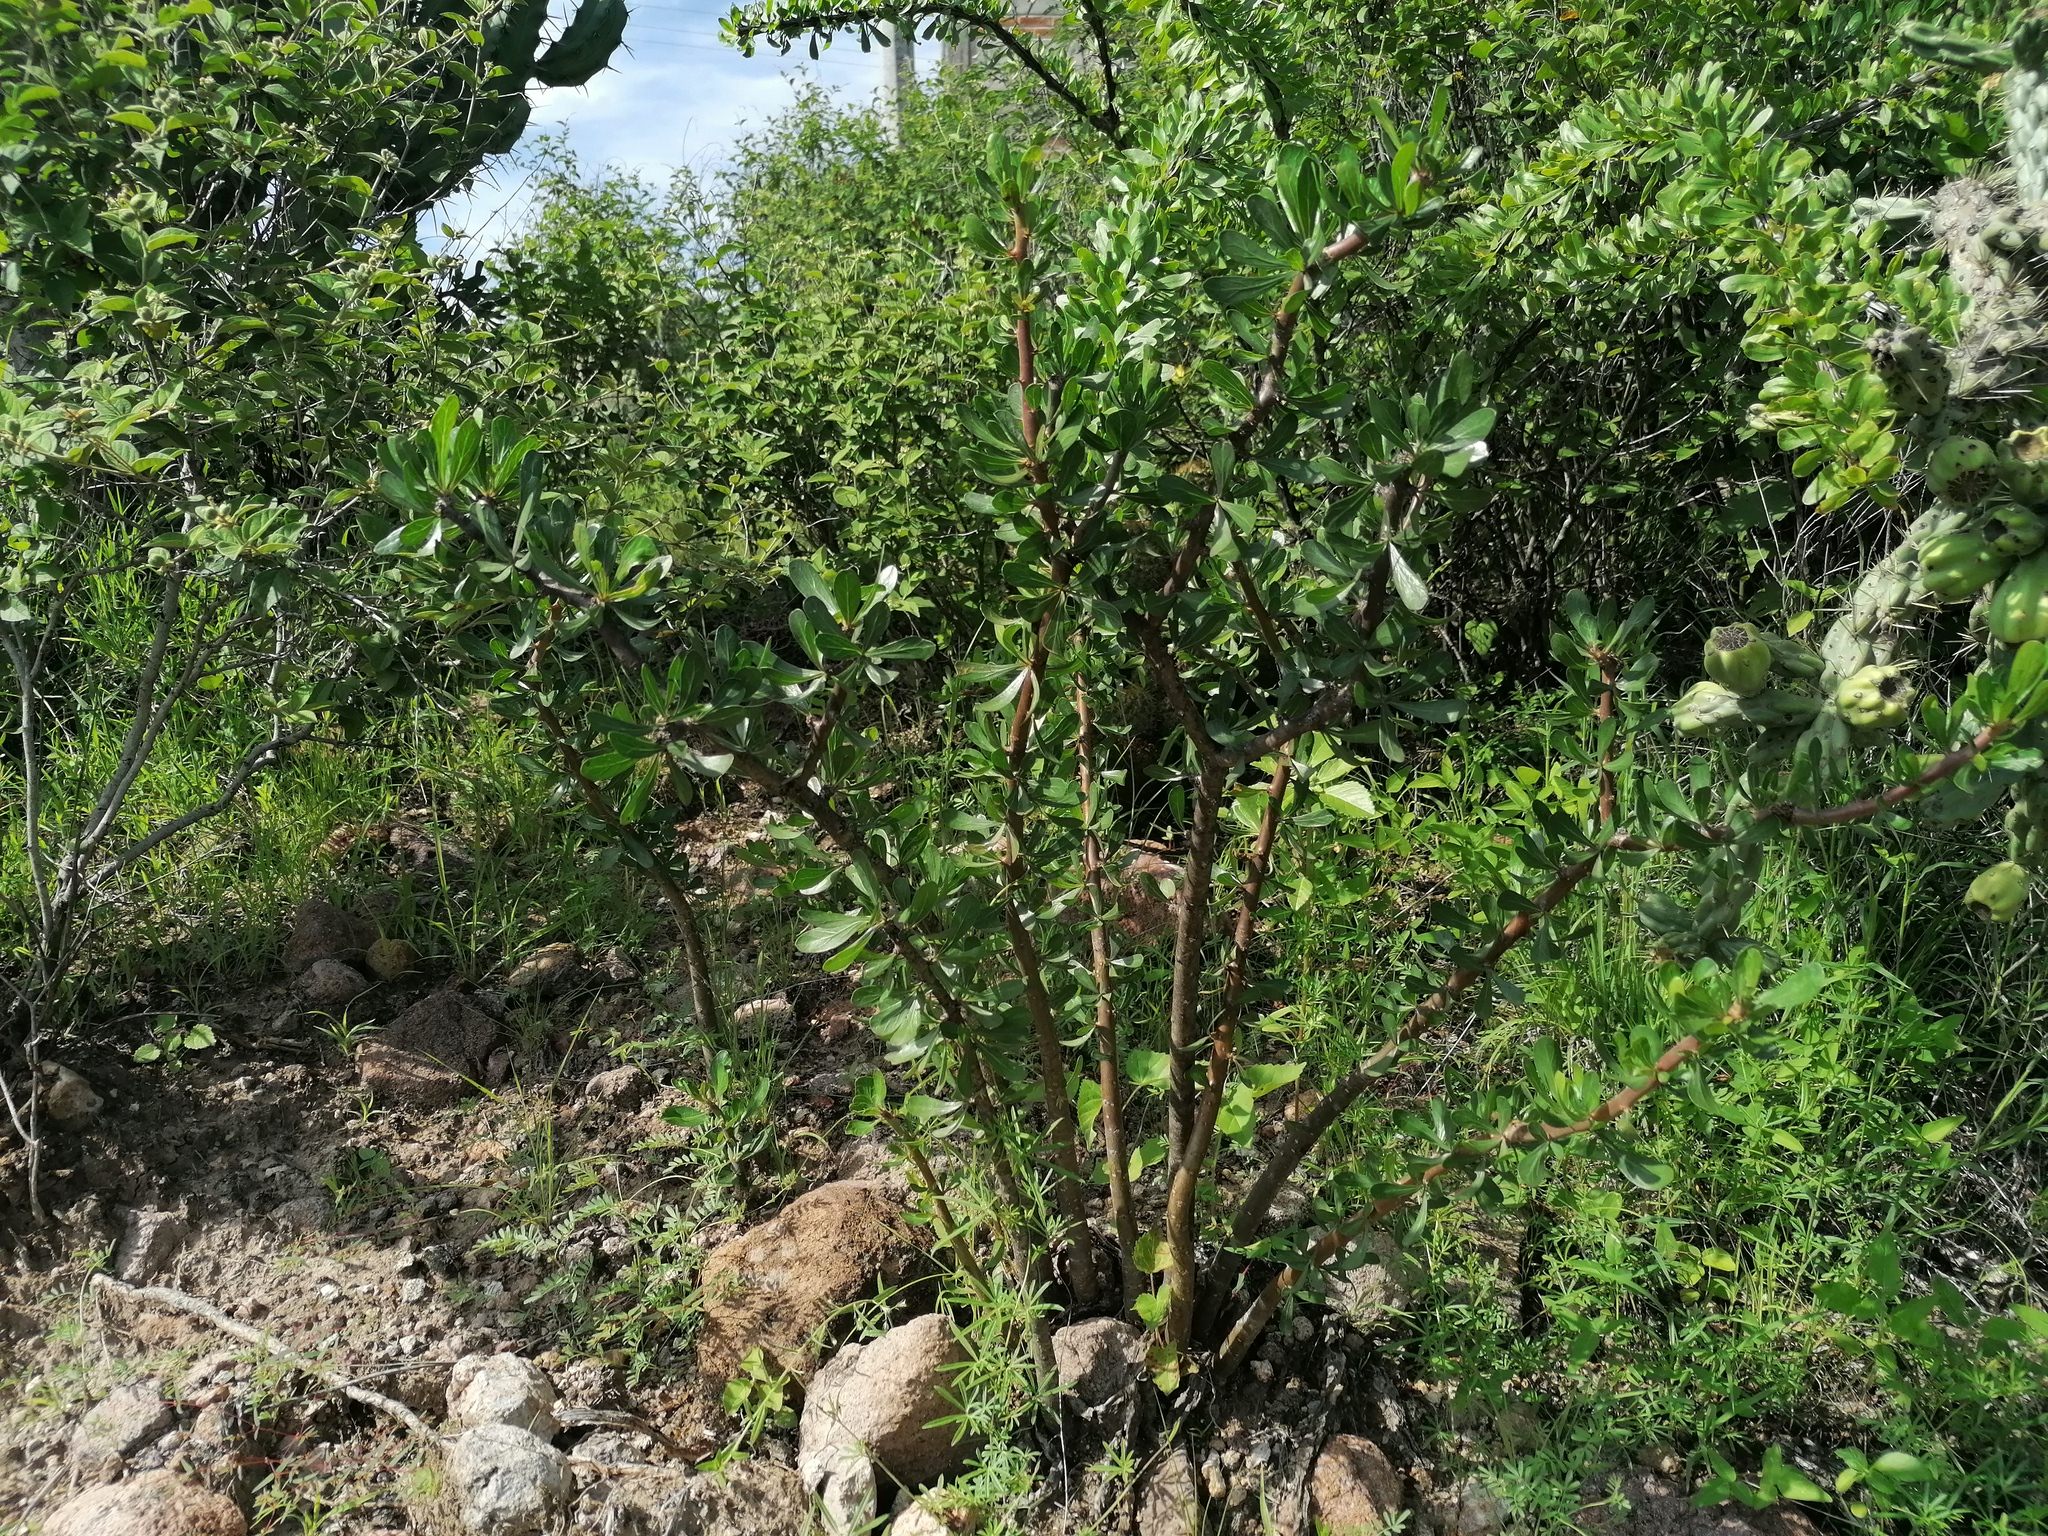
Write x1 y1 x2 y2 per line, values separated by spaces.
434 0 925 252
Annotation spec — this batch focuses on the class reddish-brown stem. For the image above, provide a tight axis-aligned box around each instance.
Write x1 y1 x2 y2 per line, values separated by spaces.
1160 224 1371 602
1164 752 1293 1347
1206 716 2013 1341
1215 1026 1716 1377
1075 678 1142 1309
1165 759 1230 1164
1594 650 1620 828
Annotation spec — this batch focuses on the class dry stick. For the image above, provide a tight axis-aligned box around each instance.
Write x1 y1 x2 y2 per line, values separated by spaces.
1213 1025 1717 1378
1162 752 1293 1349
90 1274 447 1446
1206 718 2015 1349
1075 677 1143 1310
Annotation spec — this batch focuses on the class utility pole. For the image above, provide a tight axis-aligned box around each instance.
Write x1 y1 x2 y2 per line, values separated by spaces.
880 20 914 143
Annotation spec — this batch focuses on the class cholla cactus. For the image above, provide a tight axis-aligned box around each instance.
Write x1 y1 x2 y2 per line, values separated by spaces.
1674 11 2048 933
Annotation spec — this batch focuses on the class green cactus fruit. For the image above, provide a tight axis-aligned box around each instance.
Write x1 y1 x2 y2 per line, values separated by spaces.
1965 859 2030 922
1991 505 2048 557
1928 435 1999 504
1674 680 1742 736
1836 663 1916 730
1990 551 2048 643
2000 427 2048 507
1920 530 2010 600
534 0 629 87
1762 632 1825 679
1702 623 1773 696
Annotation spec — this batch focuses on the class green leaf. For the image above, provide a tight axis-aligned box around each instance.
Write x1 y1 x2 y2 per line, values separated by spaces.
1918 1115 1965 1143
1124 1049 1171 1090
796 908 874 954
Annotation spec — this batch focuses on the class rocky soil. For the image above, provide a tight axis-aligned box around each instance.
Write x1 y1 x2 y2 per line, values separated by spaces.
1 829 1841 1535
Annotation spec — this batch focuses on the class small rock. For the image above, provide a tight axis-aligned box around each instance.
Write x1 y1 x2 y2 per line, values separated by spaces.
43 1469 245 1536
1134 1447 1201 1536
356 989 497 1108
45 1064 102 1124
799 1439 878 1536
696 1180 926 1388
1201 1454 1229 1500
798 1314 978 1490
1052 1317 1147 1413
70 1380 176 1481
598 946 639 983
730 995 794 1029
448 1352 559 1439
891 1495 982 1535
113 1207 189 1284
297 958 369 1008
444 1423 570 1536
506 942 580 995
270 1195 329 1233
1312 1434 1405 1534
400 1278 430 1305
583 1064 654 1112
1326 1227 1418 1328
1448 1475 1509 1536
366 936 419 981
283 897 377 976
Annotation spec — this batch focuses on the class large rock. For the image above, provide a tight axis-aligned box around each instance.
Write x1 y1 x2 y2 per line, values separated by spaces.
70 1379 176 1481
282 897 376 977
798 1314 977 1491
356 990 498 1108
1053 1318 1147 1411
1326 1227 1418 1328
506 943 581 996
444 1423 571 1536
1313 1435 1405 1534
1134 1447 1201 1536
798 1440 878 1536
696 1180 925 1388
447 1353 558 1439
43 1471 245 1536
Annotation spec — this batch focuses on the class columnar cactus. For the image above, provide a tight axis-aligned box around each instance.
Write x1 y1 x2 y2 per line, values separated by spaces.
368 0 631 214
1677 10 2048 924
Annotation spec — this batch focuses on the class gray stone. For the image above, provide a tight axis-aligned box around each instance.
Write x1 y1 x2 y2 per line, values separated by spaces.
583 1064 655 1112
798 1439 878 1536
1052 1317 1147 1412
447 1353 559 1439
113 1207 189 1284
798 1314 977 1490
43 1470 246 1536
46 1064 103 1124
1134 1446 1201 1536
70 1380 176 1481
297 958 369 1008
445 1423 571 1536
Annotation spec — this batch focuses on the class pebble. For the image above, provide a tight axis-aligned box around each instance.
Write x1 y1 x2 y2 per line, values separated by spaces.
400 1278 429 1304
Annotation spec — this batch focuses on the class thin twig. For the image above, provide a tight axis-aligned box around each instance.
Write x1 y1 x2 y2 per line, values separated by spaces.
90 1274 447 1446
